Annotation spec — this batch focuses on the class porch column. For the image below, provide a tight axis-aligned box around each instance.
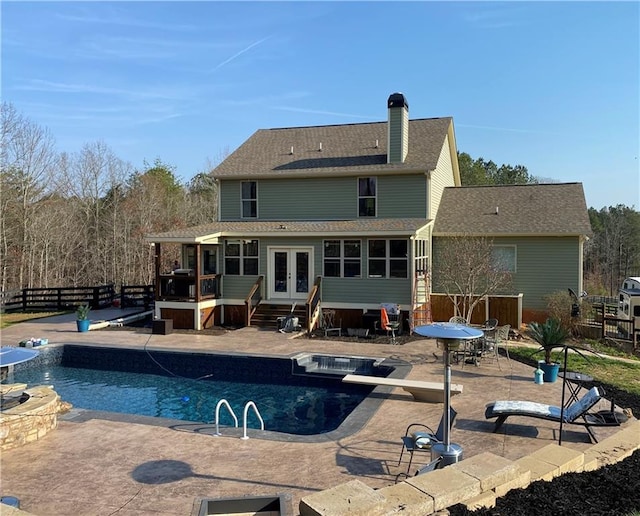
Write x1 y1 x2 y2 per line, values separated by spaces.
154 243 161 301
195 243 201 301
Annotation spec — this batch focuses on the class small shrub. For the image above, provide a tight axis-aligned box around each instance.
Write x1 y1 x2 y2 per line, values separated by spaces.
544 290 591 336
528 318 571 364
76 304 91 320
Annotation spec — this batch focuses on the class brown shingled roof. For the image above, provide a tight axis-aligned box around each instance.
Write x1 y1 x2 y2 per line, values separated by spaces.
147 218 432 243
432 183 593 236
212 118 452 179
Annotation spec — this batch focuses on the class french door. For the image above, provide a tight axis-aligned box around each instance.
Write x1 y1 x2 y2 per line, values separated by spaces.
269 247 312 299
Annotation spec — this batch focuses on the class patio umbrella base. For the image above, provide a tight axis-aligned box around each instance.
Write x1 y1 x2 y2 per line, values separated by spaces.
431 442 463 467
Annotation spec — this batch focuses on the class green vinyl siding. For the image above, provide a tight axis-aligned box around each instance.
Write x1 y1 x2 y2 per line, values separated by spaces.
508 236 581 310
377 175 426 218
388 108 409 163
322 277 411 305
432 236 582 311
259 178 353 219
221 275 261 300
430 134 456 219
219 236 413 305
219 175 427 221
220 181 242 220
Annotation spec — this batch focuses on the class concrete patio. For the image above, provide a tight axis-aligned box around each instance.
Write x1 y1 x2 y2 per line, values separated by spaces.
0 309 629 515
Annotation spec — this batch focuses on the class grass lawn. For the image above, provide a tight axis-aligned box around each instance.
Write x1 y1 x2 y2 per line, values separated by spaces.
509 345 640 397
0 311 67 329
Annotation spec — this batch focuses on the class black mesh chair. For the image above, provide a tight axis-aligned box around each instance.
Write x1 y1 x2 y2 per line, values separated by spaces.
397 407 457 476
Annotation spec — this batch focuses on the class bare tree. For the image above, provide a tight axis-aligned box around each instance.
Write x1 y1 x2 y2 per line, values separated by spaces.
433 235 514 322
1 102 58 290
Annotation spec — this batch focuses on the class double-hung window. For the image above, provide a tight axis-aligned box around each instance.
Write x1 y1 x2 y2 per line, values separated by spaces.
241 181 257 218
358 177 376 217
492 245 516 273
225 239 259 275
323 240 361 278
368 239 408 278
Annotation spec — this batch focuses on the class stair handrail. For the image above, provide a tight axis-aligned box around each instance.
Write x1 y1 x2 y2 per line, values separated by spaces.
305 276 322 336
241 401 264 439
214 399 239 436
244 275 264 326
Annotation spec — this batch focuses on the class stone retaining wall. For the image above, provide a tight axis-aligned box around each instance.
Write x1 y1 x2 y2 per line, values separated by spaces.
0 385 61 451
300 419 640 515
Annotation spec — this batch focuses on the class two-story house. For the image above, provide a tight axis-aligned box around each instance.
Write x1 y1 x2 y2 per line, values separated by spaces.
145 92 592 332
146 93 456 331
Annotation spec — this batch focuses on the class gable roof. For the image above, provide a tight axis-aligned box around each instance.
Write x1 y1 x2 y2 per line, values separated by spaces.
432 183 593 237
146 218 432 244
212 117 453 179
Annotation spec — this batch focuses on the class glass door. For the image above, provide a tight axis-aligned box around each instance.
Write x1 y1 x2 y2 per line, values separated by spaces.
269 247 312 299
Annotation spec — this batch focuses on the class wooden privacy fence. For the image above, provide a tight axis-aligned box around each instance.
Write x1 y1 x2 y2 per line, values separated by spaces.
1 284 154 313
430 293 523 329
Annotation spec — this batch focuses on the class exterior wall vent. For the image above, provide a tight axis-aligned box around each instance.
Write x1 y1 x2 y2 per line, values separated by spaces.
387 92 409 164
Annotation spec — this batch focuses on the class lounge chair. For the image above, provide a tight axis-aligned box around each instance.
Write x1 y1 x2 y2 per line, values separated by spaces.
485 386 622 443
397 407 457 475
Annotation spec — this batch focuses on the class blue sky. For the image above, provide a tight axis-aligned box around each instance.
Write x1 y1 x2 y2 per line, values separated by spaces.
2 1 638 210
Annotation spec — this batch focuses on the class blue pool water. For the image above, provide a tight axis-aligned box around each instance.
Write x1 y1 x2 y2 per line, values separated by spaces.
7 348 375 435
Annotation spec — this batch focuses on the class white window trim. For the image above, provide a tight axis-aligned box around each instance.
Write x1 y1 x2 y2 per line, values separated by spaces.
323 239 362 278
241 181 258 219
357 177 377 217
224 239 259 275
367 239 409 279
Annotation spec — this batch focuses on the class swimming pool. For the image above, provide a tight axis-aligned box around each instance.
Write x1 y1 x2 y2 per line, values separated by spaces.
6 345 398 436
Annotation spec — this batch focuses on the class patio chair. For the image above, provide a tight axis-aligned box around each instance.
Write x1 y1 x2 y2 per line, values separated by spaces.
484 386 622 443
446 316 468 362
482 324 510 369
380 303 401 344
397 406 457 476
321 309 341 337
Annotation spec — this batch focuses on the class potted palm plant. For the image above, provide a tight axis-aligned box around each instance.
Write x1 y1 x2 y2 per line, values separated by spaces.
528 318 570 383
76 304 91 332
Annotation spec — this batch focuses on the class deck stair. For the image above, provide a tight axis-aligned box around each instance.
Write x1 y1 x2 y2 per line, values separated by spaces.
250 303 307 330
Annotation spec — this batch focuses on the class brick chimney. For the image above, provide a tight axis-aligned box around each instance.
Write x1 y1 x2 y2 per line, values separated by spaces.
387 92 409 163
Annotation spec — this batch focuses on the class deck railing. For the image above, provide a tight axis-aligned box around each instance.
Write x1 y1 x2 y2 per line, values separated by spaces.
156 273 221 301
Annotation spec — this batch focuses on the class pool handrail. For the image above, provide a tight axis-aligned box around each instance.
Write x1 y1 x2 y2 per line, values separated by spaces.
241 401 264 439
214 399 239 436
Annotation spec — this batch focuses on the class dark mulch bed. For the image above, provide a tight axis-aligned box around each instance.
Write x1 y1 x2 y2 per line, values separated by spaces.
449 449 640 515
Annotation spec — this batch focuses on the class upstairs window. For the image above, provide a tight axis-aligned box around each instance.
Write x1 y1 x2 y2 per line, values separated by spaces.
323 240 361 278
225 239 259 275
241 181 257 218
368 239 408 278
358 177 376 217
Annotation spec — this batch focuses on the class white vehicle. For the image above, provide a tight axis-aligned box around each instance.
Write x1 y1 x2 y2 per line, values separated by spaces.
617 277 640 338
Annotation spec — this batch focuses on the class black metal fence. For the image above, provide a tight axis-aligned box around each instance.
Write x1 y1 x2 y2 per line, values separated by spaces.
1 284 154 313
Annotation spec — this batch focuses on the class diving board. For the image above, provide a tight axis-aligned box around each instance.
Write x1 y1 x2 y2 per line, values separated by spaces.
342 374 463 403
